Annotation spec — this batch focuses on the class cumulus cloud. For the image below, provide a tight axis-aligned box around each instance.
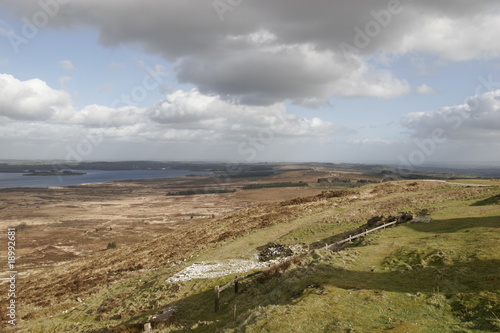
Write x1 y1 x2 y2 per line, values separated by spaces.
0 120 77 143
0 74 347 153
70 105 146 128
149 89 345 140
0 74 73 121
387 13 500 61
402 89 500 141
2 1 499 162
10 0 500 104
176 41 410 105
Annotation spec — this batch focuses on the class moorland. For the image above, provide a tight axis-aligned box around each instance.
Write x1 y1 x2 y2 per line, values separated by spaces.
0 162 499 332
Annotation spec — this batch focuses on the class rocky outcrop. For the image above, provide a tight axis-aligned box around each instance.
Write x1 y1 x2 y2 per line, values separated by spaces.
258 243 294 262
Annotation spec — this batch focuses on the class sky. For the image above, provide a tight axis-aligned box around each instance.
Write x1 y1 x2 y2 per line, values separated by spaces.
0 0 499 167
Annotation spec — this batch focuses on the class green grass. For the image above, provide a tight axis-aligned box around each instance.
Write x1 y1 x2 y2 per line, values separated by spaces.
197 207 352 261
166 214 499 333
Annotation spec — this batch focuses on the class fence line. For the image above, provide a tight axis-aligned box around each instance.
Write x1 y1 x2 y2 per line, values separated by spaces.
321 220 398 250
213 220 400 312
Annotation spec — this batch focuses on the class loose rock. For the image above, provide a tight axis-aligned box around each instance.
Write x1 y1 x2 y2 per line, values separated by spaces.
258 243 294 262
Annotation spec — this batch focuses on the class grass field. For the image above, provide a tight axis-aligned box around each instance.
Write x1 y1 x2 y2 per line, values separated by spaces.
3 179 499 332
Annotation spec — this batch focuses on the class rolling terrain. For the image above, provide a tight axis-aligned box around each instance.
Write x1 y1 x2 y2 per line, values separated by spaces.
0 166 499 332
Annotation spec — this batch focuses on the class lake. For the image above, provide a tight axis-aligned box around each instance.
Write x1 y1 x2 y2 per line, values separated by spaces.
0 169 211 189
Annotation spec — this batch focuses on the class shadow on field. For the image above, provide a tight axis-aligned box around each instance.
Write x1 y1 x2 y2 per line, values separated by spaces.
471 193 500 206
312 216 500 249
313 258 500 294
101 256 500 332
406 216 500 234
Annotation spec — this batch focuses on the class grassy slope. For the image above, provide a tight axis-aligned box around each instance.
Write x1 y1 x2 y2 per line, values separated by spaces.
223 215 499 333
9 181 500 332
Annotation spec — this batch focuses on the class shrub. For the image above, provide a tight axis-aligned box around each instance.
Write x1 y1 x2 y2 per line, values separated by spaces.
106 242 117 249
15 222 30 231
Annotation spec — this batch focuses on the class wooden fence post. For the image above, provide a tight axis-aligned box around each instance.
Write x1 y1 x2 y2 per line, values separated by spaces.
235 276 239 294
214 285 220 313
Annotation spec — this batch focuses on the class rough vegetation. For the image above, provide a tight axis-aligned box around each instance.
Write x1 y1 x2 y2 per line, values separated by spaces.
242 182 308 190
1 176 499 332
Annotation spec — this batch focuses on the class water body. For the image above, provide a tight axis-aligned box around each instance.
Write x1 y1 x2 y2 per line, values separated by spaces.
0 169 211 189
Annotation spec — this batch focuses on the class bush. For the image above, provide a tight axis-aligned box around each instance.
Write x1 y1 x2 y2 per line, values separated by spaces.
106 242 117 249
15 222 30 232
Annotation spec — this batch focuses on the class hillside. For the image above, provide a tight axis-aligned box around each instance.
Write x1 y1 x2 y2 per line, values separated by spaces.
2 180 499 332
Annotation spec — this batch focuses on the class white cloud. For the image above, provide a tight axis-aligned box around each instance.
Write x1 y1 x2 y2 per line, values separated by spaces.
402 89 500 141
60 60 75 70
0 74 72 121
70 105 146 128
416 84 436 95
389 14 500 61
0 74 347 155
149 89 346 140
0 120 76 143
